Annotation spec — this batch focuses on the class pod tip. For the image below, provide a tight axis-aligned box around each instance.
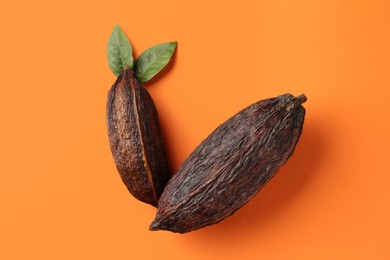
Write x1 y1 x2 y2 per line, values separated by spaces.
297 94 307 104
149 220 161 231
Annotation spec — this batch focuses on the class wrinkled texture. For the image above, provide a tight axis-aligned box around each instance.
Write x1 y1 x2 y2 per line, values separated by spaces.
150 93 306 233
134 42 177 83
106 68 170 207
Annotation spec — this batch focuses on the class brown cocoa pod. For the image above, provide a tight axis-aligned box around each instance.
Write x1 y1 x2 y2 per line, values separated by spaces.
106 67 170 207
150 93 306 233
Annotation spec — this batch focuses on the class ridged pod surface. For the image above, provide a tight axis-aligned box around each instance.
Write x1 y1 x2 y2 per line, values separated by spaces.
106 67 170 207
150 93 306 233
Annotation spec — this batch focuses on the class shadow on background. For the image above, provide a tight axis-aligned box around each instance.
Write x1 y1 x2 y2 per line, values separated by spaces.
175 119 328 244
143 48 178 176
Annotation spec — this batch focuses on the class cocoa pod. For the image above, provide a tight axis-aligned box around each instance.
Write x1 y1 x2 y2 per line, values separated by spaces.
150 93 306 233
106 67 170 207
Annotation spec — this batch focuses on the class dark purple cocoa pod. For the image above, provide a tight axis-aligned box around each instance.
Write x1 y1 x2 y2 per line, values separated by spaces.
106 67 170 207
150 93 306 233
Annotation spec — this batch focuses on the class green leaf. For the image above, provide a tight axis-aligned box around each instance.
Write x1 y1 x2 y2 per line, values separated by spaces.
106 24 133 76
135 42 177 83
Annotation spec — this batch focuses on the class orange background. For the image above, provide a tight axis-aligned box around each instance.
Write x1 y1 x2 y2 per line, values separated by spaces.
1 0 390 259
